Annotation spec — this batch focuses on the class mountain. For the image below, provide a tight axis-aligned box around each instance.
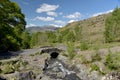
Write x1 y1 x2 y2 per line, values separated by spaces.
26 26 59 33
59 13 112 43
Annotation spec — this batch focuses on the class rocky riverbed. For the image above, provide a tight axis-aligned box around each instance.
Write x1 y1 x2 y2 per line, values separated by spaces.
0 46 120 80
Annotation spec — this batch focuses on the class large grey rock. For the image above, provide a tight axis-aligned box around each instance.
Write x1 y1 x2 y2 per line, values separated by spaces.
16 71 35 80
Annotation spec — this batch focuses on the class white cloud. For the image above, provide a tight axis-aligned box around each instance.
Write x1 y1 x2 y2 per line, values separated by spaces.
92 9 113 17
47 12 57 17
36 3 59 13
50 24 63 27
68 20 78 23
34 16 54 21
64 12 81 19
54 20 65 24
26 23 36 27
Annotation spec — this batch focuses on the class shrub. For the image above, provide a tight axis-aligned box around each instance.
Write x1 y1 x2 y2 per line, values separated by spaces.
105 52 120 70
80 41 89 51
104 8 120 43
90 64 100 71
91 50 101 62
2 64 15 74
66 42 76 60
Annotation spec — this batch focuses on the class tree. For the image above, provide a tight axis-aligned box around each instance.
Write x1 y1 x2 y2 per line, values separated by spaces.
105 7 120 43
0 0 26 51
21 32 30 49
46 31 57 43
63 31 75 42
30 32 48 48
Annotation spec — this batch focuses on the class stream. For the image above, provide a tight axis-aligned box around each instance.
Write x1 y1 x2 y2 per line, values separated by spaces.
42 52 82 80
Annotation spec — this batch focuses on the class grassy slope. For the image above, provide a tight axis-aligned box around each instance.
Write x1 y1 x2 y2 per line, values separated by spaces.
59 13 111 44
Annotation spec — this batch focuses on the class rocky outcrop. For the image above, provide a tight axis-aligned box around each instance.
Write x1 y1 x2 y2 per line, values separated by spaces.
16 71 35 80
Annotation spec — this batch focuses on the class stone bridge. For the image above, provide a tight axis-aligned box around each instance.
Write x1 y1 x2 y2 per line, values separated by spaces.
40 46 63 58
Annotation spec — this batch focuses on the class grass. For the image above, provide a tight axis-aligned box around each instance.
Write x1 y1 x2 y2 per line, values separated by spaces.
62 42 76 60
105 52 120 71
90 63 100 72
1 64 15 74
80 41 89 51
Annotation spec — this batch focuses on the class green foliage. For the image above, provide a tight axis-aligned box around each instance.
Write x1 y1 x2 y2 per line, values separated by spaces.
30 32 49 48
58 29 75 42
2 64 15 74
74 26 82 41
105 52 120 70
0 0 26 52
64 31 75 42
91 50 101 62
6 35 20 51
67 42 76 59
21 31 30 49
105 7 120 43
62 43 76 59
90 64 100 71
80 41 89 51
46 31 57 43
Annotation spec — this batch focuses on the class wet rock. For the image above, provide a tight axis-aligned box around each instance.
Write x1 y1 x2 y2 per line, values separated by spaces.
63 73 82 80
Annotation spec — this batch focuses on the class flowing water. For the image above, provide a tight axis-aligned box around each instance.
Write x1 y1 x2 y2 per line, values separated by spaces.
43 57 82 80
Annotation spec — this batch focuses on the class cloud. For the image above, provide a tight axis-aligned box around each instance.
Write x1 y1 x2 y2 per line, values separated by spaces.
59 12 63 15
34 16 54 21
91 9 113 17
54 20 65 24
47 12 57 17
26 23 36 27
64 12 81 19
68 20 78 23
36 3 59 13
50 24 63 27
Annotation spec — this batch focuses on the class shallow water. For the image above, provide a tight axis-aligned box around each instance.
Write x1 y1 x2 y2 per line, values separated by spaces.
43 58 82 80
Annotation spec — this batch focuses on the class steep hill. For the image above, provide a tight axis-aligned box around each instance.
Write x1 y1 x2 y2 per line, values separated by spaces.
59 13 112 43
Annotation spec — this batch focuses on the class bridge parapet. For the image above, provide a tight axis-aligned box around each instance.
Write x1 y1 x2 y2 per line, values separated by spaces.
40 46 63 58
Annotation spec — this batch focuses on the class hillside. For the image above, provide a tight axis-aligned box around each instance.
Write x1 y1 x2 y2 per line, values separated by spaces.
59 13 112 43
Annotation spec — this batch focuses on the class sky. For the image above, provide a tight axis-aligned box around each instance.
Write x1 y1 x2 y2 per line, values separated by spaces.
11 0 120 27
